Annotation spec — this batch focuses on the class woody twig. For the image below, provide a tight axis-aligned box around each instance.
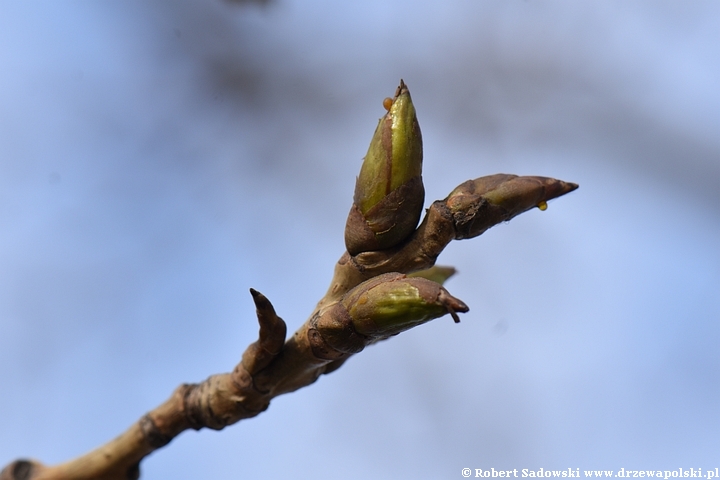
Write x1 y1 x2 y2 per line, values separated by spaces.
1 81 576 480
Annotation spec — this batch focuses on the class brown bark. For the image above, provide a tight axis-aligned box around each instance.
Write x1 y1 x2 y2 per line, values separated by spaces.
1 173 576 480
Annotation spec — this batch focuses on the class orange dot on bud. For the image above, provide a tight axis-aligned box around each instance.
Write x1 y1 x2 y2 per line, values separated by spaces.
382 97 393 111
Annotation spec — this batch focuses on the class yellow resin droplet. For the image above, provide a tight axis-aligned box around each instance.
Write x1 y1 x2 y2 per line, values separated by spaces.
537 201 548 211
382 97 393 111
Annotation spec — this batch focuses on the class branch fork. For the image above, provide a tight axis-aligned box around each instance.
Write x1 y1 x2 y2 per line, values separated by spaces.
1 81 576 480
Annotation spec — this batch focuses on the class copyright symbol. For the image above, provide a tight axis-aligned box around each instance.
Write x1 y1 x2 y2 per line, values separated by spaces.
462 468 472 477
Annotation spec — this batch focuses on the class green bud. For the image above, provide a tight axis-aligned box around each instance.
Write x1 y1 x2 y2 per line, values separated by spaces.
341 273 468 338
446 174 578 240
308 273 468 359
344 80 425 255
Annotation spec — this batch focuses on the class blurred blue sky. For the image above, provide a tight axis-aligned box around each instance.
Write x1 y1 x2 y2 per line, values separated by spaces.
1 1 719 479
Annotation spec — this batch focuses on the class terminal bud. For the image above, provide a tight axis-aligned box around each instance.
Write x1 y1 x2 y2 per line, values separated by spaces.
345 80 425 255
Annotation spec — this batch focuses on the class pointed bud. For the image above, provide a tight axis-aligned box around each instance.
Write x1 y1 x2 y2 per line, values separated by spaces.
342 273 468 337
241 289 287 376
345 80 425 255
309 273 468 359
446 174 578 240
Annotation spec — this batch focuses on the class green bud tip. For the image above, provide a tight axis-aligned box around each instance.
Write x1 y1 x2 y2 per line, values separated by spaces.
344 80 426 255
354 79 423 215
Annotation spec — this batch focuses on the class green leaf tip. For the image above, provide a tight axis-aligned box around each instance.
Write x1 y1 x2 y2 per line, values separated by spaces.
407 265 457 285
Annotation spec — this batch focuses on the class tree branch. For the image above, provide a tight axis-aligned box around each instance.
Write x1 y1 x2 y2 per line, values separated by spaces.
1 80 577 480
